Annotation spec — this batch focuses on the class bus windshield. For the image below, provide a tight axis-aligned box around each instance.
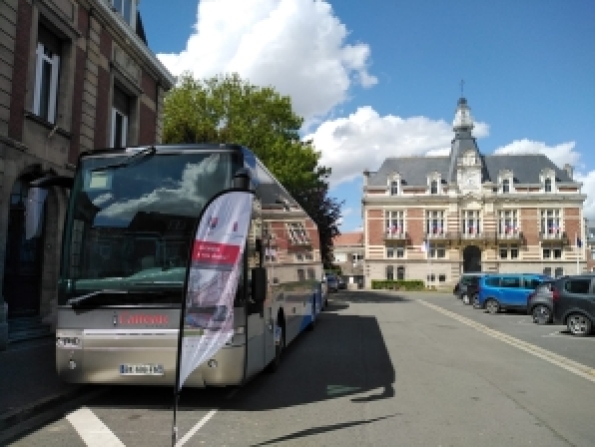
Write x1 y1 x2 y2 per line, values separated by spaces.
58 150 235 306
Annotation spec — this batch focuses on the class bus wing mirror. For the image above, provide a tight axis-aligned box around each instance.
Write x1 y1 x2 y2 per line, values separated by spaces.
251 267 267 303
26 187 48 240
232 168 251 191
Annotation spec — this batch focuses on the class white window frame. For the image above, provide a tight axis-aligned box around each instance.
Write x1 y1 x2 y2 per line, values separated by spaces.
462 210 481 236
498 210 520 236
498 244 519 260
287 222 309 244
428 244 446 259
33 42 60 123
542 246 563 260
111 0 134 25
426 210 446 235
111 108 128 148
385 210 405 237
540 209 562 238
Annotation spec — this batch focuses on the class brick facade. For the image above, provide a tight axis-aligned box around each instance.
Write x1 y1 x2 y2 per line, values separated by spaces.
0 0 174 350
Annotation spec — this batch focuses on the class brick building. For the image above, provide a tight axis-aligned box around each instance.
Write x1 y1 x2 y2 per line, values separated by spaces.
0 0 174 349
332 231 364 287
362 97 587 289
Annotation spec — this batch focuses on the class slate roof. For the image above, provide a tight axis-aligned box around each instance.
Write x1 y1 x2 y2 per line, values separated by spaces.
368 153 574 187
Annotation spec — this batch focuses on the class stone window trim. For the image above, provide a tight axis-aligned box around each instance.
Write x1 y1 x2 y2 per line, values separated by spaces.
498 170 514 194
498 244 519 260
498 210 520 236
462 209 482 236
542 246 563 260
540 169 556 194
427 172 442 195
388 173 402 195
425 210 446 235
33 37 61 124
540 209 563 237
385 210 405 237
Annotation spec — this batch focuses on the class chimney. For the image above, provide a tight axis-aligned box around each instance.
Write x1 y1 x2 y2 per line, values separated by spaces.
564 163 573 180
363 169 370 186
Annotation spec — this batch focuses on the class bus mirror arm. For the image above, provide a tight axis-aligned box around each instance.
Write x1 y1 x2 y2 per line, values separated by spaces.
26 175 74 240
251 267 267 305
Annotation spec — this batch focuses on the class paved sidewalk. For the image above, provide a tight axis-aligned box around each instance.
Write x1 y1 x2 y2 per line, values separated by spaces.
0 336 88 431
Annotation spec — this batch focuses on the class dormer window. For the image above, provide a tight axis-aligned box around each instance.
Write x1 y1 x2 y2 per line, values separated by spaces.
111 0 136 27
430 180 438 195
502 179 510 193
390 180 400 195
545 178 552 193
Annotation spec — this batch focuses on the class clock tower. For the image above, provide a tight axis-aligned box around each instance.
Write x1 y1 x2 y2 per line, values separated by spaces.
445 96 483 192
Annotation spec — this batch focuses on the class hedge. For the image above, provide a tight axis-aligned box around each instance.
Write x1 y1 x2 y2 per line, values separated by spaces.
371 280 425 291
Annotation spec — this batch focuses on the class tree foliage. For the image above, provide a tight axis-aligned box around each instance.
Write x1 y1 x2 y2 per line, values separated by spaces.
163 73 342 266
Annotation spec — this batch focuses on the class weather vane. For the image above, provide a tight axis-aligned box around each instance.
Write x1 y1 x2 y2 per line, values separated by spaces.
460 79 465 97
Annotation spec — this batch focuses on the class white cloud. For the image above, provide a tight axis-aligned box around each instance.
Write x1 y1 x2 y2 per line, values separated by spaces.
305 105 490 187
493 139 580 168
575 170 595 221
157 0 376 122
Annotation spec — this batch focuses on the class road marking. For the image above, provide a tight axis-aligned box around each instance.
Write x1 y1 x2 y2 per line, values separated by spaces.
66 407 125 447
418 300 595 383
176 409 218 446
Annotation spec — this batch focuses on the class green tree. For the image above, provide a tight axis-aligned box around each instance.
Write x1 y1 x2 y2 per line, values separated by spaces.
163 73 341 265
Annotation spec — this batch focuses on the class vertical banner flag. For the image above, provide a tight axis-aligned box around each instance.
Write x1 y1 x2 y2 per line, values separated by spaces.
177 190 253 390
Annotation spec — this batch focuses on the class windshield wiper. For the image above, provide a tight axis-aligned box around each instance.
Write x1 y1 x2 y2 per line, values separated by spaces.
91 146 156 172
68 290 128 308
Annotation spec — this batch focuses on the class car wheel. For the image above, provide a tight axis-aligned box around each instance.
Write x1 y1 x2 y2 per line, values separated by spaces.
461 293 471 305
485 299 500 315
531 305 552 325
566 313 593 337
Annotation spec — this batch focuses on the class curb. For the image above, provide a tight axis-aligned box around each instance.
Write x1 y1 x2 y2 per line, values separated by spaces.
0 386 90 432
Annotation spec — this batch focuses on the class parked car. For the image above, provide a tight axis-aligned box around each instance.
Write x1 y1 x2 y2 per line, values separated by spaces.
337 277 347 290
526 279 557 324
453 273 485 305
325 273 339 293
553 275 595 337
477 273 552 314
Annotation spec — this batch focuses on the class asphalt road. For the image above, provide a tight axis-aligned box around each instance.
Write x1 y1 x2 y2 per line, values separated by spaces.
4 290 595 446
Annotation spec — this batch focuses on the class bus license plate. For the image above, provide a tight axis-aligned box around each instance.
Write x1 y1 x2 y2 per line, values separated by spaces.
120 364 164 376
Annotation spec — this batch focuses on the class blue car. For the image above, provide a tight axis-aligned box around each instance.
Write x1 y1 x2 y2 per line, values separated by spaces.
478 273 553 314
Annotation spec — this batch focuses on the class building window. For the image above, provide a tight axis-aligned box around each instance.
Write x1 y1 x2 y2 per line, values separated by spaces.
397 266 405 280
543 267 552 276
430 179 438 194
591 249 595 260
541 209 562 236
542 247 562 259
462 210 481 236
544 178 552 193
499 244 519 259
307 268 315 280
502 178 510 193
112 86 130 148
387 247 404 259
297 269 305 281
498 210 519 236
287 222 309 244
554 267 564 278
111 0 133 24
386 265 394 280
352 253 364 262
34 26 61 124
396 246 405 258
429 244 446 259
390 180 400 195
426 210 445 235
438 274 446 282
386 247 394 258
265 247 277 263
386 210 405 237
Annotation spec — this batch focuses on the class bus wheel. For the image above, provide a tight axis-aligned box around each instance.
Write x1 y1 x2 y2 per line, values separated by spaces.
267 323 285 373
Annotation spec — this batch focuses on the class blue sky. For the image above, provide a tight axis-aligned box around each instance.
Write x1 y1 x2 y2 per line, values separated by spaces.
139 0 595 232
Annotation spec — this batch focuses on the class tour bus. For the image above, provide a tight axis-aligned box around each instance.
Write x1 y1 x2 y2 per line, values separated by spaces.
26 144 326 387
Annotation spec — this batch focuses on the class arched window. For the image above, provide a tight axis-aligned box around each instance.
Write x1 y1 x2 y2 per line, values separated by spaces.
544 178 552 193
502 178 510 193
430 180 438 194
386 265 394 280
397 266 405 280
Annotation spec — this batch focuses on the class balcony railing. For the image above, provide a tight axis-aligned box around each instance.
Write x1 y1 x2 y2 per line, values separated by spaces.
384 231 409 241
540 230 569 245
497 230 524 242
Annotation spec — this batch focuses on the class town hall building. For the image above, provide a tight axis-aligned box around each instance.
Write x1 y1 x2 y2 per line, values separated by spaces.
361 97 587 288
